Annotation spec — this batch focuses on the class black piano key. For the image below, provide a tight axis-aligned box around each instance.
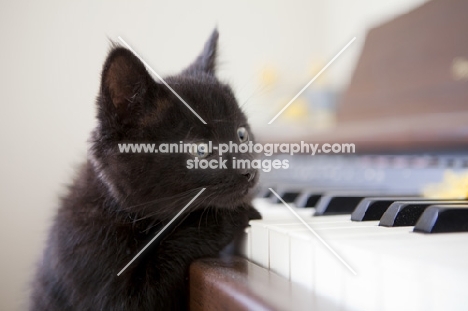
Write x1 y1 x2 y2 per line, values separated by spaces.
314 192 420 216
414 205 468 233
303 194 322 208
351 196 421 221
379 201 467 227
254 186 269 198
314 193 381 216
263 188 274 198
294 192 323 208
294 188 361 208
270 190 301 204
281 191 301 203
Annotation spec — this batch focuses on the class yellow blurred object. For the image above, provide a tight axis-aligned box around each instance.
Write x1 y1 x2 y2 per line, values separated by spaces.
281 97 308 120
422 170 468 199
259 64 279 89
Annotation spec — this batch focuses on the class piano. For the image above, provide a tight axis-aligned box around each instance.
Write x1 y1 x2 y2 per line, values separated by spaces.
189 0 468 310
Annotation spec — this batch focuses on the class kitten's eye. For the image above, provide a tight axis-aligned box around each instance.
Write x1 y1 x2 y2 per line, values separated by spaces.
190 142 210 158
237 127 249 143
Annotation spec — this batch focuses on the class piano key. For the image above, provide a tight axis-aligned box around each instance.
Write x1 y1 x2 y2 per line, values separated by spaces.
268 186 352 206
294 188 367 209
379 200 467 227
288 226 412 309
256 187 271 198
288 225 468 310
314 193 369 216
270 190 302 204
294 191 323 208
238 227 251 259
281 191 301 203
253 196 386 271
268 222 380 278
414 205 468 233
340 232 468 310
252 198 313 220
250 153 468 308
251 189 468 310
266 185 311 204
249 194 352 268
249 215 351 269
262 187 274 198
314 192 405 216
351 196 422 221
250 198 319 267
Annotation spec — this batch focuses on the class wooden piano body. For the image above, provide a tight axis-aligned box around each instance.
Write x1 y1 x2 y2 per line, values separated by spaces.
189 0 468 310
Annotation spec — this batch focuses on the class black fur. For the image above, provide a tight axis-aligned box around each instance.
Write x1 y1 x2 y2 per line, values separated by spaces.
30 29 260 310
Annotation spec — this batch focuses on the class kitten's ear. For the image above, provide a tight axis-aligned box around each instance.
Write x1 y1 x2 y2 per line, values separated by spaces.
183 29 218 75
99 47 152 124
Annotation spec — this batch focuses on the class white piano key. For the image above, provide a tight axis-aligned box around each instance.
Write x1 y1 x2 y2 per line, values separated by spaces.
425 245 468 311
238 227 251 259
318 229 468 310
250 221 270 268
289 230 315 290
374 234 468 311
339 244 381 311
269 226 290 277
337 234 414 311
268 221 379 280
289 226 412 309
315 227 407 308
250 215 354 269
250 198 332 268
253 194 468 310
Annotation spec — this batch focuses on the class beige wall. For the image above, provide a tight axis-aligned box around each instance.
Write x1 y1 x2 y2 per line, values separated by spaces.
0 0 427 309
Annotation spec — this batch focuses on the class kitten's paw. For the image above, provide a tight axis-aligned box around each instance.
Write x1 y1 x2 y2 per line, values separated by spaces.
247 204 262 221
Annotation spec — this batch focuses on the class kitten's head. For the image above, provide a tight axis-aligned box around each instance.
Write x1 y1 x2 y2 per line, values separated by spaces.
90 30 258 219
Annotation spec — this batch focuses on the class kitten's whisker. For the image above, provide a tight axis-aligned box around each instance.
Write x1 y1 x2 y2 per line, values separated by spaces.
126 186 212 223
122 186 205 211
192 193 216 231
238 84 264 116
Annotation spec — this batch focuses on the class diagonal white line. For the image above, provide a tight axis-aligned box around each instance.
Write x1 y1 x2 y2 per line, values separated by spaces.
268 37 356 124
117 188 206 276
117 36 207 125
268 188 357 276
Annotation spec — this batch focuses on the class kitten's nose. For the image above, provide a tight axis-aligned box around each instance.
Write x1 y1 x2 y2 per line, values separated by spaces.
242 170 256 182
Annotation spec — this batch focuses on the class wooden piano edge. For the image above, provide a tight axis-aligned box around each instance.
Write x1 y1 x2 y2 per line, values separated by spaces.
189 256 341 311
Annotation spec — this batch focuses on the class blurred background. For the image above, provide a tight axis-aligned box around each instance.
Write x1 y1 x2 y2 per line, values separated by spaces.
0 0 428 309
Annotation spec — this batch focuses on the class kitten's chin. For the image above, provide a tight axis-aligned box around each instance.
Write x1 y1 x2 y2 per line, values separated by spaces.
210 188 255 209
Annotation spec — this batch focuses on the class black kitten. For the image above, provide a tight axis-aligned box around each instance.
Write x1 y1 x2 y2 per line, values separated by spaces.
30 30 260 310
